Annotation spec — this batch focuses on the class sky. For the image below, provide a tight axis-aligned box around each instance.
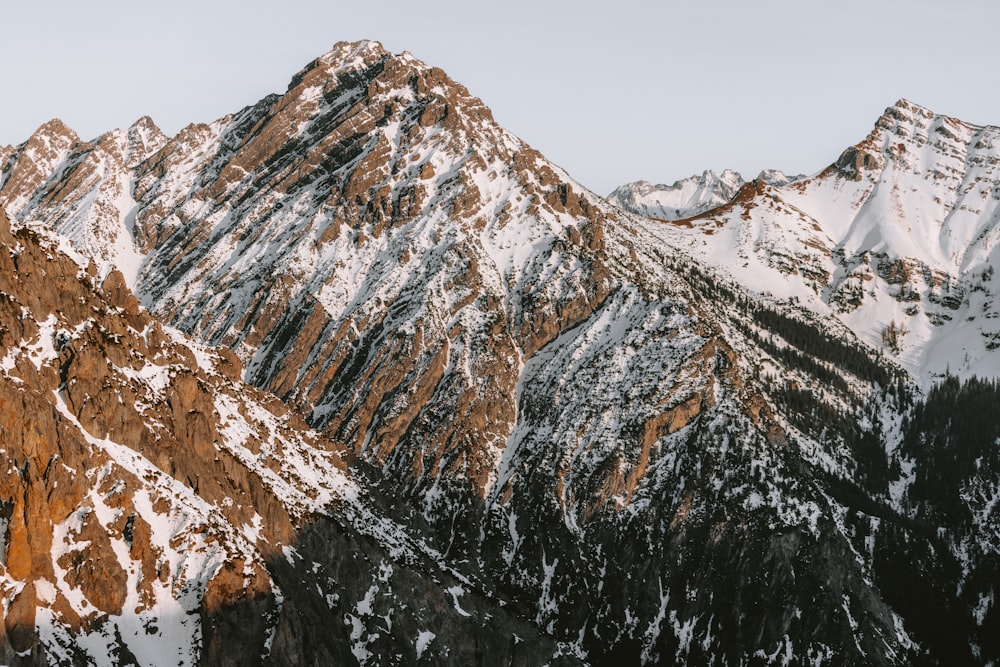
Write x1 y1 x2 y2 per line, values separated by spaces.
1 0 999 195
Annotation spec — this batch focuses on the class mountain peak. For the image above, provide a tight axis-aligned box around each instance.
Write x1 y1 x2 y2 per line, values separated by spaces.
117 115 169 168
608 169 745 220
0 118 81 214
316 39 391 70
128 114 161 134
890 97 933 115
703 167 742 182
286 39 394 92
875 97 938 133
85 115 166 162
29 117 79 143
833 98 987 183
756 168 800 185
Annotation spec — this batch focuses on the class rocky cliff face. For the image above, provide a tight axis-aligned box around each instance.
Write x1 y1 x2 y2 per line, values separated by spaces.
0 206 571 665
0 44 997 664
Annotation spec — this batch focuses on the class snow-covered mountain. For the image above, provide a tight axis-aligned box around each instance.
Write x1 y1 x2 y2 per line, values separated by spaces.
0 206 566 664
1 43 998 664
608 168 801 220
638 99 1000 386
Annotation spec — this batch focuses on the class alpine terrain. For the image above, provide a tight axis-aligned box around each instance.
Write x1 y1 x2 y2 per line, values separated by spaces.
0 41 997 665
608 168 801 221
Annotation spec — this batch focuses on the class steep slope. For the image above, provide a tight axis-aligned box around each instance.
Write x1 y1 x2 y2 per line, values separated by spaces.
2 39 641 512
892 375 1000 663
608 168 800 220
641 99 1000 385
0 117 165 282
0 206 569 666
0 45 993 663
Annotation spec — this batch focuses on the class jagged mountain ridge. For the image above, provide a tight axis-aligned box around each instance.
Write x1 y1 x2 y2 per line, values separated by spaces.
0 206 571 664
607 168 801 221
1 42 997 664
616 99 1000 386
4 40 659 507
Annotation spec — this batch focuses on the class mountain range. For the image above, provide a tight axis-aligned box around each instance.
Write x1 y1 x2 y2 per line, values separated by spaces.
607 168 801 221
0 40 997 665
622 98 1000 387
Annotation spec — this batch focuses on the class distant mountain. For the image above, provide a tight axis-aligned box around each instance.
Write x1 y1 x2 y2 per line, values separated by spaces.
608 168 802 220
640 99 1000 386
2 42 998 665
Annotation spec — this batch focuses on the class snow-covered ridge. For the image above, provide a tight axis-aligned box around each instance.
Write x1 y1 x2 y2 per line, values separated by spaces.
634 99 1000 385
608 168 802 220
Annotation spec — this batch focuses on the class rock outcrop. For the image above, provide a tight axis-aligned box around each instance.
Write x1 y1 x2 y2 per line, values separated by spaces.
0 206 570 665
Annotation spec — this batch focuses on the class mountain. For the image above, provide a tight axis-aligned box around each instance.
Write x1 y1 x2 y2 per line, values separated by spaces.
608 168 801 220
1 44 998 664
624 99 1000 386
0 206 569 664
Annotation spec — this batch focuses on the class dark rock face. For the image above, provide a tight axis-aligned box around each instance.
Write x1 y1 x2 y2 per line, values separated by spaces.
0 46 998 664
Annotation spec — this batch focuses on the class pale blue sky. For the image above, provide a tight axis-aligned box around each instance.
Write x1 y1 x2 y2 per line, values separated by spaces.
2 0 998 194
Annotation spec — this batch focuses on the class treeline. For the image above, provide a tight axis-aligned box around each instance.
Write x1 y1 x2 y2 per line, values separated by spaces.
676 259 916 491
902 374 1000 526
748 328 849 394
675 261 903 391
894 373 1000 662
768 381 892 491
750 306 902 388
